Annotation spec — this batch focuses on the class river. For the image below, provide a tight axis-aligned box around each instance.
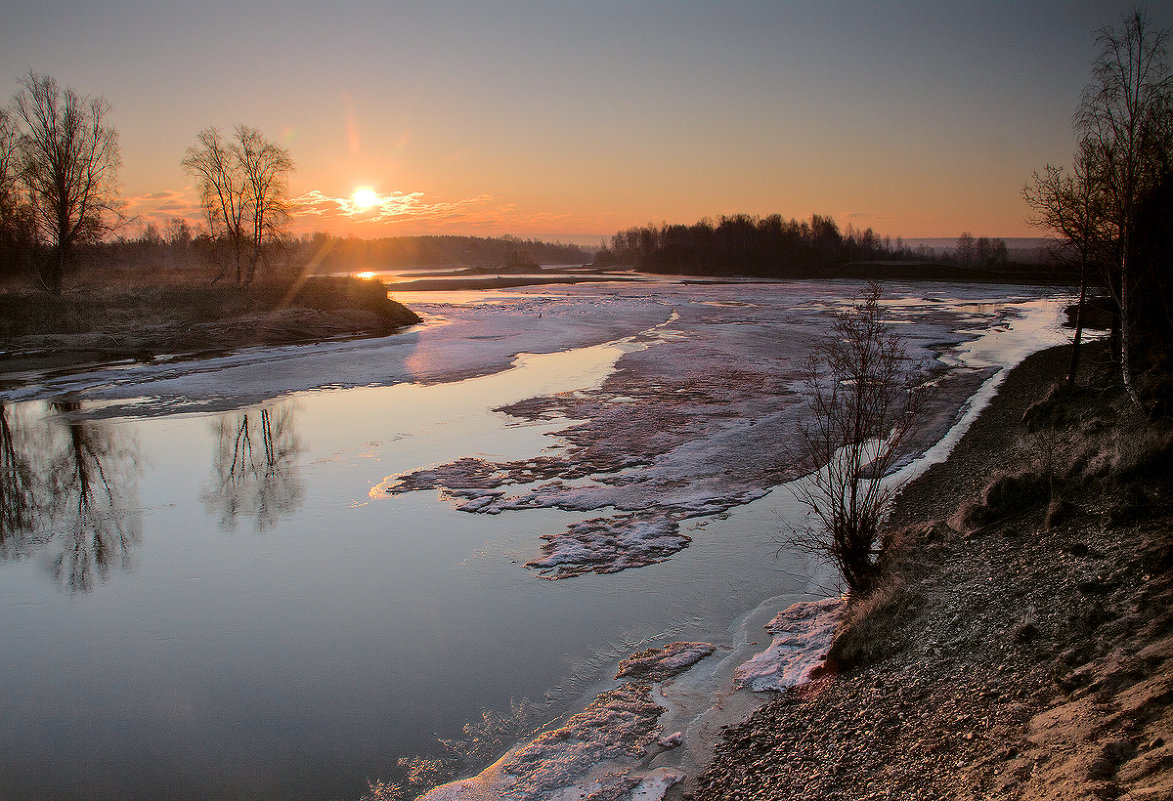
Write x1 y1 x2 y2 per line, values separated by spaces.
0 277 1073 801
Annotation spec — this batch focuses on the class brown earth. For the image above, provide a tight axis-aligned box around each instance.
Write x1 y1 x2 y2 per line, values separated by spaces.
0 273 421 375
689 342 1173 801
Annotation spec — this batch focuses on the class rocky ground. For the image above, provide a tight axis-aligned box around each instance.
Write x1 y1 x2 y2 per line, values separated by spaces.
690 342 1173 801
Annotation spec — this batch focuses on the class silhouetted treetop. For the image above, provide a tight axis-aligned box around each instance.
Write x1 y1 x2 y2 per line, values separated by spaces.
606 214 913 277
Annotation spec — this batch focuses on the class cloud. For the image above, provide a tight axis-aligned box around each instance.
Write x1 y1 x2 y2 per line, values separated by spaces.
121 186 606 240
291 188 498 225
120 189 203 228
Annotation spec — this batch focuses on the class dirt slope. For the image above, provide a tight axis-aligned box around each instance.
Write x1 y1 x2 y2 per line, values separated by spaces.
690 343 1173 801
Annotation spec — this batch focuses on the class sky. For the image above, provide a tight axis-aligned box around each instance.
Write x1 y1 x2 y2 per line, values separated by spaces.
2 0 1171 244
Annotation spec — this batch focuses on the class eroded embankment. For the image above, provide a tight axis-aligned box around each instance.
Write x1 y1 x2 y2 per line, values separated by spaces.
692 343 1173 801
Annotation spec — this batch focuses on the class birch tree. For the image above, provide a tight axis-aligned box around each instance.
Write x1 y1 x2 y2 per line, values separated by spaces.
1023 142 1107 386
1075 11 1173 408
237 125 293 284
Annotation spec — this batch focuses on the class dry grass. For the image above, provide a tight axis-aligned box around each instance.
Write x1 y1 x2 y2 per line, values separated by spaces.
957 470 1052 530
824 521 945 669
1090 425 1173 478
832 352 1173 672
0 270 419 339
825 573 923 669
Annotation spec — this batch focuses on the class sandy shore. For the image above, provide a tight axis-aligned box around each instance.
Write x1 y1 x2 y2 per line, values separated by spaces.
689 342 1173 800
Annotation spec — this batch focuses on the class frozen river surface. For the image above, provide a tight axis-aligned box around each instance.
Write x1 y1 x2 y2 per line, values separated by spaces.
0 278 1073 800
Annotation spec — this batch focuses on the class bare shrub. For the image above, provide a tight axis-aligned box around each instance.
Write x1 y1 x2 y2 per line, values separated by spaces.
788 282 928 596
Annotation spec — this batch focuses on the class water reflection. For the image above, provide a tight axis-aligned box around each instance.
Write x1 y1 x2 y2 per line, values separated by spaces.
202 402 305 532
0 399 142 592
0 402 40 550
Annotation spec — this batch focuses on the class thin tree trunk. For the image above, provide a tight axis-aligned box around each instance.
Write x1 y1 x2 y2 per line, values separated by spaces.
47 248 65 295
1067 257 1089 387
1118 246 1144 410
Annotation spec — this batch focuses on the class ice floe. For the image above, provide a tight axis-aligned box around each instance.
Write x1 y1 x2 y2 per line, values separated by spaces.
733 597 845 692
385 281 1071 580
420 642 714 801
527 515 689 578
614 642 718 682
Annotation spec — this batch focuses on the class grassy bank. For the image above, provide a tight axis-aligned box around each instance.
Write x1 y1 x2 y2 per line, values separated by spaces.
0 271 421 370
691 342 1173 801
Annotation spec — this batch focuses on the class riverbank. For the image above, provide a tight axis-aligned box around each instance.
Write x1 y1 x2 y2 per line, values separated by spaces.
0 273 421 375
691 342 1173 800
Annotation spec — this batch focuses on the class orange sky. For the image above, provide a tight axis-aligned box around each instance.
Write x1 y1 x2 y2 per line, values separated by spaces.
5 1 1171 245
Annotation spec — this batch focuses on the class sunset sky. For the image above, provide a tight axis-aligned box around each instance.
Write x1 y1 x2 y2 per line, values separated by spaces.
3 1 1170 244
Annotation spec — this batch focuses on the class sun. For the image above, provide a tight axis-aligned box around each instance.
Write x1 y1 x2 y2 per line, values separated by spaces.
351 186 380 209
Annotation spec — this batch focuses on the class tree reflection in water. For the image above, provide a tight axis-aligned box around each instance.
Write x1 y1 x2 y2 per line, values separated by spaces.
202 402 305 532
0 402 41 554
0 399 142 592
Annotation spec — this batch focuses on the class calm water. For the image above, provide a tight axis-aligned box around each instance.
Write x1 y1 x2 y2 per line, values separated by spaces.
0 279 1072 800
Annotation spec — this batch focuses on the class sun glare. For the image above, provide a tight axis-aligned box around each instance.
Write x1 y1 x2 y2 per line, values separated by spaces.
352 187 379 209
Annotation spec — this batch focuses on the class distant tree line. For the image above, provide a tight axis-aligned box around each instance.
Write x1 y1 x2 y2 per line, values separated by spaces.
55 228 588 276
597 213 1015 278
952 232 1010 269
599 214 900 277
1024 10 1172 407
294 232 588 272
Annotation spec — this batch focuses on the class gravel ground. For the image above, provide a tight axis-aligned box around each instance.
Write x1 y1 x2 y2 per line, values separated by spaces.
689 343 1173 801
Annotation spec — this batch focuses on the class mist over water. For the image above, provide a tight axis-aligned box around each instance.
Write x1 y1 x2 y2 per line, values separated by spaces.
0 279 1073 801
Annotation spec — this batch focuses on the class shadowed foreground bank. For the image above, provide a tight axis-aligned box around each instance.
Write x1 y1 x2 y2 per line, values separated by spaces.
691 342 1173 801
0 274 421 374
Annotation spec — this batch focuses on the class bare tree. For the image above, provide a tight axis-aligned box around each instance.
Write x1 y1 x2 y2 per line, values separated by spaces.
1076 10 1173 408
182 125 294 284
0 107 33 276
789 282 927 596
182 127 247 282
1024 142 1108 386
0 107 18 212
12 73 121 294
236 125 293 284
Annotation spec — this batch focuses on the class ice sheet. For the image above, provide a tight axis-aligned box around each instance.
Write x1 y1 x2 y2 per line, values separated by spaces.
383 281 1072 579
